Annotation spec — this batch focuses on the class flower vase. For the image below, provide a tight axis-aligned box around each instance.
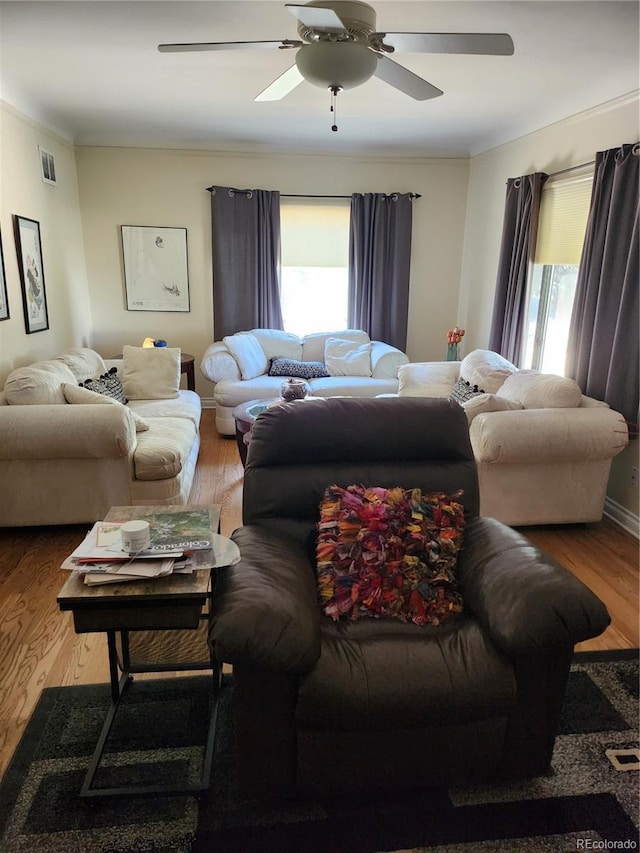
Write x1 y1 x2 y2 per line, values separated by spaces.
446 343 460 361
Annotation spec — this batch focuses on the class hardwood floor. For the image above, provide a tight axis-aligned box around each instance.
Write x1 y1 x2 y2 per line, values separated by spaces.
0 408 637 779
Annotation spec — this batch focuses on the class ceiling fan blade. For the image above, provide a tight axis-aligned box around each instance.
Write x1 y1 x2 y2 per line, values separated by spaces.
255 64 305 101
380 32 514 56
374 55 443 101
158 39 301 53
285 3 347 33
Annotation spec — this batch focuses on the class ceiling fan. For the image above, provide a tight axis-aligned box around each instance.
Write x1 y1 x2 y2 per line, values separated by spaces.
158 0 514 103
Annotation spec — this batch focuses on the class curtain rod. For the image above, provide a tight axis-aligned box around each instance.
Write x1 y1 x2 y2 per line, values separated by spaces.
547 160 595 179
281 192 422 199
206 186 420 199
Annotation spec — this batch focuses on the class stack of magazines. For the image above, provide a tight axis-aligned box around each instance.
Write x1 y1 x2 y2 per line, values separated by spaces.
61 509 215 585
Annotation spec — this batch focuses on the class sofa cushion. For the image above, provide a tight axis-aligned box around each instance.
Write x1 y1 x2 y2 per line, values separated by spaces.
122 345 181 400
296 618 515 730
398 361 459 397
461 393 524 423
81 367 128 404
223 332 268 380
459 350 517 395
316 484 465 625
308 377 399 397
56 348 106 383
251 328 303 362
4 361 77 405
269 357 329 379
62 383 150 431
133 417 197 480
128 391 201 428
497 370 583 409
325 338 372 377
302 329 370 363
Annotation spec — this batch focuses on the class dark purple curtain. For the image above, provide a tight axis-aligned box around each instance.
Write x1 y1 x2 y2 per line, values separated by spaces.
565 143 639 426
348 193 413 351
210 186 283 340
488 173 548 364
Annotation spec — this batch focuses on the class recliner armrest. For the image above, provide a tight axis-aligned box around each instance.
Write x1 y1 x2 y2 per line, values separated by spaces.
457 517 610 655
209 525 322 673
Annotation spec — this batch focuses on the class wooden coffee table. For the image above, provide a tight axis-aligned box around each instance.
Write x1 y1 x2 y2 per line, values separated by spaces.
57 504 221 798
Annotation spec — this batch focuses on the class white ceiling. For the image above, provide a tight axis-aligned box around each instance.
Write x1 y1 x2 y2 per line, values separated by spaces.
0 1 638 158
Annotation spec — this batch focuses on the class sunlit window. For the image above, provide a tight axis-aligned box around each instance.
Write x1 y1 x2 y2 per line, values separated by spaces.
280 199 350 336
523 174 592 374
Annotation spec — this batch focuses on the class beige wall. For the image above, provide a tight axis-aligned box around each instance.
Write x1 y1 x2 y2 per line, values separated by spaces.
0 104 92 383
74 146 469 396
458 93 640 524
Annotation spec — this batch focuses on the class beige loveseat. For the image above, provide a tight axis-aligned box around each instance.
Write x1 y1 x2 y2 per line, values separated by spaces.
0 347 201 526
200 328 409 435
398 349 629 526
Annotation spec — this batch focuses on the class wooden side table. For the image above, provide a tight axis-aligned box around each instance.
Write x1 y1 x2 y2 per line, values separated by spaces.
109 352 196 391
57 504 221 798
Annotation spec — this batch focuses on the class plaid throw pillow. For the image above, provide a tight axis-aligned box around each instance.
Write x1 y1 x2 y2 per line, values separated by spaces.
82 367 128 404
449 376 485 404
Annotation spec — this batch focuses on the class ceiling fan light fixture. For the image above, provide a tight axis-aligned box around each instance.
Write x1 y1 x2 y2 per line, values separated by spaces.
295 42 377 89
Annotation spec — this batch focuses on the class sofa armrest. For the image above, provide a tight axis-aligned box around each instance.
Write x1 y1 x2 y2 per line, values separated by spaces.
209 525 322 673
0 404 135 459
370 341 409 379
457 517 610 655
398 360 460 397
200 341 241 385
470 407 629 464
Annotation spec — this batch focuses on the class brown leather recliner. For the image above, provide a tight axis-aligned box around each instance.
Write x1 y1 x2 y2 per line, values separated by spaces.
208 397 610 800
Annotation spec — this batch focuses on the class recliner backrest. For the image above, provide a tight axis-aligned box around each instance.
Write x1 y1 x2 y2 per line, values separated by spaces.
243 397 480 549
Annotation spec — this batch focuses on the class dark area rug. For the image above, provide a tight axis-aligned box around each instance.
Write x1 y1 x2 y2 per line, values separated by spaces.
1 651 637 853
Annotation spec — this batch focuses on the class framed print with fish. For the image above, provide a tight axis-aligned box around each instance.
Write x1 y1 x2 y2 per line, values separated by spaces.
14 215 49 333
122 225 190 312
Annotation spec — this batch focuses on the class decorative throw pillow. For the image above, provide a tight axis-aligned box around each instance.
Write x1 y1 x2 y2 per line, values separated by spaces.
449 376 485 404
461 393 523 424
316 485 465 626
122 345 180 400
268 357 329 379
81 367 128 404
324 338 372 377
63 383 150 431
222 332 268 380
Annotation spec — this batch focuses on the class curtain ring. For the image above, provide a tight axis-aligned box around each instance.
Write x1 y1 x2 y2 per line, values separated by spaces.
513 178 521 188
228 189 235 197
632 143 640 157
247 190 253 199
390 193 399 202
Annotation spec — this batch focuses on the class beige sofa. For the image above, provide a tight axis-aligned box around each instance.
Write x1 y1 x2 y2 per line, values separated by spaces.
398 349 629 526
200 328 409 435
0 347 201 526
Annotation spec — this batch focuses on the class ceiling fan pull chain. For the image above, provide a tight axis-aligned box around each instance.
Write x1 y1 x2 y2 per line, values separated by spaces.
330 85 341 132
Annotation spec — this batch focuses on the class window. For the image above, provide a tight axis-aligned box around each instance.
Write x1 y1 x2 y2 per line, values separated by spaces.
279 199 350 336
523 174 593 374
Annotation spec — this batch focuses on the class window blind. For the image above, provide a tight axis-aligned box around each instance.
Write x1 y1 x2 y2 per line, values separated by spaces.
534 174 593 265
280 199 350 267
